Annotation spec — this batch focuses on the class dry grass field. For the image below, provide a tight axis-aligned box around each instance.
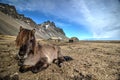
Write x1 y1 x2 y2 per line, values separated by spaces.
0 35 120 80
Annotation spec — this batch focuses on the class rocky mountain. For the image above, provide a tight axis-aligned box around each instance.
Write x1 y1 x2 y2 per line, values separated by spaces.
36 21 66 39
0 3 67 40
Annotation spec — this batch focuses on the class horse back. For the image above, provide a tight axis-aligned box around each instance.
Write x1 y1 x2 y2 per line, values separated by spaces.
23 44 63 66
39 44 59 63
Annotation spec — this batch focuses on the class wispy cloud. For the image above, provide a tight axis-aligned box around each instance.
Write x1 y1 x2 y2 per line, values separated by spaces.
1 0 120 40
70 0 120 40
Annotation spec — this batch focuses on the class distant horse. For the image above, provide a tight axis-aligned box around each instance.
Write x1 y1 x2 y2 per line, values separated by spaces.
16 26 65 73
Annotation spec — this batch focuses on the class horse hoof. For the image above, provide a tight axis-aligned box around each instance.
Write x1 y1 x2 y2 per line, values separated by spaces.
32 67 41 73
31 69 39 73
58 65 61 67
19 69 25 73
19 67 27 73
58 63 62 67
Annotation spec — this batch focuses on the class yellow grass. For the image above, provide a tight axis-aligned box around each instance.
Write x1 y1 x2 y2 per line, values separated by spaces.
0 35 120 80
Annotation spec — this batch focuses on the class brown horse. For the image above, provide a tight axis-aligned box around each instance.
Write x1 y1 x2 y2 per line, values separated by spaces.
16 26 65 73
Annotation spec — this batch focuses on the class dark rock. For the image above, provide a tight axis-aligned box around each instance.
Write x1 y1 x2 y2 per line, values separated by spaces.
69 37 79 43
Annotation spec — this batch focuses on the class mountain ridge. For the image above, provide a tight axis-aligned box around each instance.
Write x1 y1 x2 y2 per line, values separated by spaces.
0 3 68 40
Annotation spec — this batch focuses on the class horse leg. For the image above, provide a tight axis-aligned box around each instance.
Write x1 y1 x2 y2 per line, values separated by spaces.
53 57 65 67
57 47 65 67
19 65 31 73
39 63 49 71
53 59 60 67
31 57 49 73
57 57 65 67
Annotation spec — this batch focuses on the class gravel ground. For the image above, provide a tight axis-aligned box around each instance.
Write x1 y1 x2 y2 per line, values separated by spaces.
0 35 120 80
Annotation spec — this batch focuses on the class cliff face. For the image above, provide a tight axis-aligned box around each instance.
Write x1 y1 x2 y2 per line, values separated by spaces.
36 21 66 39
0 3 37 28
0 3 67 40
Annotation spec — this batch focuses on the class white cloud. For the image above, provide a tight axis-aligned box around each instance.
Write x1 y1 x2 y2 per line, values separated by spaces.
78 0 120 40
93 29 120 40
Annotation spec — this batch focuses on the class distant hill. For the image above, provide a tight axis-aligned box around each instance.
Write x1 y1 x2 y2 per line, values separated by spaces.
0 3 68 40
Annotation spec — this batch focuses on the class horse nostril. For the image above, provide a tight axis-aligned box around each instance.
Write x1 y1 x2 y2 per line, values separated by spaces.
20 59 24 62
18 59 25 66
19 52 24 56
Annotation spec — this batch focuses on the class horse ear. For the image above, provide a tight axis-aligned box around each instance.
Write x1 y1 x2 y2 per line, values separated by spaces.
20 26 23 31
32 29 36 34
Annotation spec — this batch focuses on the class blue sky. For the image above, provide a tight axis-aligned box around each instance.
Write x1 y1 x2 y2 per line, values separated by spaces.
1 0 120 40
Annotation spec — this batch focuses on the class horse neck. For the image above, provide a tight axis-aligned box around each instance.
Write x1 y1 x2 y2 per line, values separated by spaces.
33 41 44 56
33 39 38 55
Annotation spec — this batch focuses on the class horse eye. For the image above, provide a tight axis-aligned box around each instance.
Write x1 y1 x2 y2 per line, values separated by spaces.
30 39 33 42
30 50 33 53
20 45 27 51
24 45 27 49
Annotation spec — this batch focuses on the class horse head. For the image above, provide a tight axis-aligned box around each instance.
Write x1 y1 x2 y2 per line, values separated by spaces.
16 26 36 61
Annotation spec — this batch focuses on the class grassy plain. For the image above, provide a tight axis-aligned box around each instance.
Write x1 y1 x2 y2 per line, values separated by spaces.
0 35 120 80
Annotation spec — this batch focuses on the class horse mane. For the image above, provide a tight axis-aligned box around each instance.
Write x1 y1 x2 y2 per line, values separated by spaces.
16 28 36 47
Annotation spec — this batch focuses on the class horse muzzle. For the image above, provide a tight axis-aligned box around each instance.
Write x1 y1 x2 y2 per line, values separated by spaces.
18 59 25 66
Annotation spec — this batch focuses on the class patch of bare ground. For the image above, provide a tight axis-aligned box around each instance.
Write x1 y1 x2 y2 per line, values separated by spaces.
0 35 120 80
